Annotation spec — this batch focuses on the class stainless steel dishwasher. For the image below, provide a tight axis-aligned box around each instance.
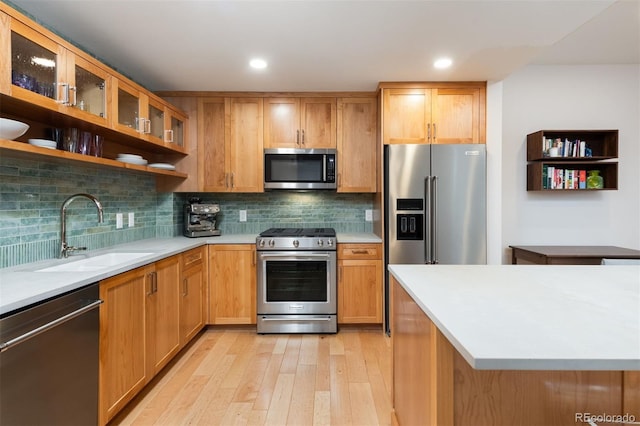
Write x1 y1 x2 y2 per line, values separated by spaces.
0 283 102 425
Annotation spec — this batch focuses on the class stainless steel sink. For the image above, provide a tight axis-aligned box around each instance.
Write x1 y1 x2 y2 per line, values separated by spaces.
36 252 154 272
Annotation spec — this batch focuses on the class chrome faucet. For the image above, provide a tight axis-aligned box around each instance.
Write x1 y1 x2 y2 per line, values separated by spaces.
60 193 104 258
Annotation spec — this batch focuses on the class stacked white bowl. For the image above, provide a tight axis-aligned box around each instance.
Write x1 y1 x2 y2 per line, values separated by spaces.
0 118 29 140
116 153 148 165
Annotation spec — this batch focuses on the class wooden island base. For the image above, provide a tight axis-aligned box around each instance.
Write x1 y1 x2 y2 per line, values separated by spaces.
391 276 640 426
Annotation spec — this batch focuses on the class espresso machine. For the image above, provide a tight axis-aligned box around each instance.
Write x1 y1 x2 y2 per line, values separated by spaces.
184 198 221 237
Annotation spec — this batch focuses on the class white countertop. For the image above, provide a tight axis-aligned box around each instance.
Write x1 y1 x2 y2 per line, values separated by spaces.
389 264 640 371
1 232 378 315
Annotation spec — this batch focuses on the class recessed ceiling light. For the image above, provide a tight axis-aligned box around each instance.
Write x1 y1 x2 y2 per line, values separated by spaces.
433 58 452 69
249 58 268 69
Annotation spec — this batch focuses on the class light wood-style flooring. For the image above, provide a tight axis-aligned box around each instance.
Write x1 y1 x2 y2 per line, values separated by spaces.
111 327 392 426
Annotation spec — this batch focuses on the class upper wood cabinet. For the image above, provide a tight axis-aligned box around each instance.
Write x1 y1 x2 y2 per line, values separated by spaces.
2 13 111 128
0 3 190 181
111 79 187 152
381 83 486 144
199 97 263 192
337 97 377 192
264 97 336 148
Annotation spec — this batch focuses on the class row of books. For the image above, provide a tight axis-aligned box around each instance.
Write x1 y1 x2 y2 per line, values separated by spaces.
542 166 591 189
543 138 592 158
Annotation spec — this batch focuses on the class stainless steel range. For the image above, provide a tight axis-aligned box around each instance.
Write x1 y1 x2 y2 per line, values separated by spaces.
256 228 337 334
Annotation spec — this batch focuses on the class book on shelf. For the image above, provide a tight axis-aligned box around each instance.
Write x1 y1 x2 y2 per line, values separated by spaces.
542 138 591 158
542 166 588 189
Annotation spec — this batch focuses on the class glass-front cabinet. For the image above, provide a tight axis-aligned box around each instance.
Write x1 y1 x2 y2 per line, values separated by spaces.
167 108 186 148
4 18 109 127
113 79 143 137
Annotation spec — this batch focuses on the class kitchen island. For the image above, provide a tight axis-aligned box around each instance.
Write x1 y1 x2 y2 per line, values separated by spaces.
388 264 640 426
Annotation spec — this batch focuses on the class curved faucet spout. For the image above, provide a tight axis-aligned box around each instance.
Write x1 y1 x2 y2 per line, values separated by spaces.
60 193 104 258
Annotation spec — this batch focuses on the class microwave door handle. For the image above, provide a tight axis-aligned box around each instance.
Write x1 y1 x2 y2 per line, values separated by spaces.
323 155 327 181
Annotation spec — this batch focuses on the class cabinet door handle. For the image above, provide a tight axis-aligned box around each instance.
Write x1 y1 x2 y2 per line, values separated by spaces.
164 129 174 143
56 82 69 105
433 123 437 141
301 129 305 145
183 279 188 297
146 273 154 296
296 129 300 146
427 123 431 142
231 173 234 189
69 85 77 107
152 272 158 294
225 173 229 189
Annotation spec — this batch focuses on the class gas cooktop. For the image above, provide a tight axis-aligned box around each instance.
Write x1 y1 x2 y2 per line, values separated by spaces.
259 228 336 238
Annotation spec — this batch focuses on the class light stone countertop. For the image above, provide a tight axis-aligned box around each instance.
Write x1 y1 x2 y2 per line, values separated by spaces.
389 264 640 371
1 232 379 315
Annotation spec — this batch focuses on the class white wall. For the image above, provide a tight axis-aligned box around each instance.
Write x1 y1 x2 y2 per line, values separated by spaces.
501 65 640 263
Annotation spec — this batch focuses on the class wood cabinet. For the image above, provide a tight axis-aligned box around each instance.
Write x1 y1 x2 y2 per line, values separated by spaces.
337 243 383 324
180 247 206 344
1 12 111 128
526 129 619 191
337 97 377 192
208 244 256 325
0 3 189 182
99 266 151 426
381 83 486 144
111 79 187 152
146 255 181 376
264 97 336 148
199 97 263 192
99 253 183 425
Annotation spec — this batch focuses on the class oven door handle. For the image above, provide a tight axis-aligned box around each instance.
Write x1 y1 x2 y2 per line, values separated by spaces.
259 317 333 322
259 253 331 260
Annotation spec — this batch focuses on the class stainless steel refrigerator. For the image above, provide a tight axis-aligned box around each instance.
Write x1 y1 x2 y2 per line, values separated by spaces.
384 144 486 332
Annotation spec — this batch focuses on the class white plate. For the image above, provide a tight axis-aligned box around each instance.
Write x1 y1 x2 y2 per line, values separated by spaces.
148 163 176 170
28 138 57 149
117 158 148 165
117 153 143 160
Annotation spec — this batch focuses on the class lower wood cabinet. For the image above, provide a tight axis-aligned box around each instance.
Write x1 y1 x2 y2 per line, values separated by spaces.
208 244 256 325
99 265 152 426
99 250 205 425
180 247 206 344
337 243 383 324
147 255 181 376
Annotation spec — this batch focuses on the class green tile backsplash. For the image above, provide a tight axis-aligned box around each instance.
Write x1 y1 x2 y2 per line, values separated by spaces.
1 157 374 268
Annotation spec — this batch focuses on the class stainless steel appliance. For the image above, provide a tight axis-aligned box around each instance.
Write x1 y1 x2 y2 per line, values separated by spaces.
264 148 336 190
256 228 337 333
0 283 102 425
384 144 486 332
184 199 221 237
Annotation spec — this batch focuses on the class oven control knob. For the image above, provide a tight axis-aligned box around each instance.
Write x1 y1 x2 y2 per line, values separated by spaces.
293 239 299 248
259 239 265 248
327 239 334 247
317 239 324 247
269 239 275 248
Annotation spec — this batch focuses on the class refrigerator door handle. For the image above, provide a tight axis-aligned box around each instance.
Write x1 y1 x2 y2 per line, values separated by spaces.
425 176 432 264
431 176 438 264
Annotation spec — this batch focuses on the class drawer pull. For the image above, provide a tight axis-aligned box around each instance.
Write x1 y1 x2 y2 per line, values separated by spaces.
351 249 370 254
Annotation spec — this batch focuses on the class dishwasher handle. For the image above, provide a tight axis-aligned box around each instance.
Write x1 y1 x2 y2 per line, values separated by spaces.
0 299 103 353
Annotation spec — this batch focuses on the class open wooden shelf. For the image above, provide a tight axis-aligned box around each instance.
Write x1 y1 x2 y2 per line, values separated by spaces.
526 130 619 191
0 139 188 179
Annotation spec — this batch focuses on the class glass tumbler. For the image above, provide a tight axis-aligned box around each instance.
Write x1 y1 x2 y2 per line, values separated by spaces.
78 131 92 155
91 134 103 157
63 128 79 153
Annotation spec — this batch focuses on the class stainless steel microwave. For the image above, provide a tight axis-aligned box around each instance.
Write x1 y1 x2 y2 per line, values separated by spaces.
264 148 336 190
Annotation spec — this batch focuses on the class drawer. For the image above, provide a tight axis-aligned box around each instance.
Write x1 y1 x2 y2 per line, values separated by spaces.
182 247 204 269
338 244 381 260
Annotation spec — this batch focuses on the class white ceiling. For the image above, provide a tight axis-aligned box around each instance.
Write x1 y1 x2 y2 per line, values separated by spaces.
7 0 640 92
